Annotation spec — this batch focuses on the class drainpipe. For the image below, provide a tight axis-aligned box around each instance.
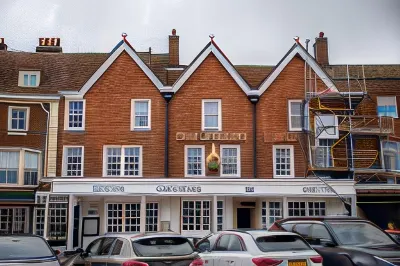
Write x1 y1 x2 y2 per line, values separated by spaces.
248 95 260 178
162 92 174 177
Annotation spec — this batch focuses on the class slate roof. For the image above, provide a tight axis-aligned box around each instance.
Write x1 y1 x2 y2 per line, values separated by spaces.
1 48 399 96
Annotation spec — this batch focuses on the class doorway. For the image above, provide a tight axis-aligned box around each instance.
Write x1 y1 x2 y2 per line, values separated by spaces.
237 208 251 229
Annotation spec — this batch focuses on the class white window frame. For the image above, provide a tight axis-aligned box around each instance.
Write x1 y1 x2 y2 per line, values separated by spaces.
288 100 303 131
145 202 159 232
181 199 211 232
64 99 86 131
0 207 29 234
202 99 222 131
18 71 40 87
308 201 326 216
217 200 224 231
184 145 205 177
62 146 84 177
103 145 143 177
220 145 241 177
287 201 307 217
8 106 30 132
47 196 68 240
377 96 398 118
131 99 151 130
261 201 282 229
273 145 295 178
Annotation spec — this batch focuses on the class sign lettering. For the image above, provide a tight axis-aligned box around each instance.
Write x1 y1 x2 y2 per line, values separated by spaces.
176 132 246 141
156 185 201 193
245 187 254 192
302 186 332 194
93 185 125 193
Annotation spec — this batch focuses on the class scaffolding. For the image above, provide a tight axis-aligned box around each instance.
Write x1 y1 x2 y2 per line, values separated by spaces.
299 62 395 181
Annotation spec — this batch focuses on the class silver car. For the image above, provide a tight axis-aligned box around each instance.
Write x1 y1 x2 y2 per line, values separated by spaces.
0 235 60 266
69 232 203 266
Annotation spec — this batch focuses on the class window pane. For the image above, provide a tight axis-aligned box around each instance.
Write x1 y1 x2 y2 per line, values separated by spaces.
222 148 238 175
30 75 37 86
68 101 84 128
65 147 83 176
204 102 218 115
124 147 140 176
187 148 202 175
291 102 302 115
134 101 149 127
23 75 29 86
204 116 218 128
25 152 38 169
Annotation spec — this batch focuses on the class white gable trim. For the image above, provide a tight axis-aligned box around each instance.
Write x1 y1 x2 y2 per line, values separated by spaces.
171 43 251 94
258 45 338 96
76 42 163 96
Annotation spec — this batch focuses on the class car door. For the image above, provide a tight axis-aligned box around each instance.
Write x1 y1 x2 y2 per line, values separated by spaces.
212 234 245 266
105 238 132 266
87 237 116 266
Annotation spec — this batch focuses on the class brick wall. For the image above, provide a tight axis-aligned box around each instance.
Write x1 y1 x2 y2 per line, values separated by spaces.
257 56 310 178
56 52 165 177
168 53 253 178
0 102 48 151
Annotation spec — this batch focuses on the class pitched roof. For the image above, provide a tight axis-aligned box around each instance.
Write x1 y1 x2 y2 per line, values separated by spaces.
166 41 253 95
234 65 274 88
257 43 339 95
0 51 108 95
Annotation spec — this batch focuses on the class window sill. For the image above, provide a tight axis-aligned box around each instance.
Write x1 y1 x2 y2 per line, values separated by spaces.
202 129 222 132
7 131 27 136
131 128 151 131
288 129 302 132
64 129 85 133
273 176 295 179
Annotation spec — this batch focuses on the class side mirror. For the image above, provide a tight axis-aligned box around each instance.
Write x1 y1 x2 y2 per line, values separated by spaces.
75 248 84 254
320 239 336 247
53 249 61 256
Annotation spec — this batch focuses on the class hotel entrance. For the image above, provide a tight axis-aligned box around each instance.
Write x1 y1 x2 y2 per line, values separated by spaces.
233 198 258 229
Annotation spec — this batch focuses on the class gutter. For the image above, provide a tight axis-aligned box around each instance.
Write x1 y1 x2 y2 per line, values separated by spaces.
162 92 174 177
248 95 260 178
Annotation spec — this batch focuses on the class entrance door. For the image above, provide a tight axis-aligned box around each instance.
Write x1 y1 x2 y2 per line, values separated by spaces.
237 208 251 229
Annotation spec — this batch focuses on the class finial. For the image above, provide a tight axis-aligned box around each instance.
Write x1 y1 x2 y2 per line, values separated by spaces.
293 36 300 43
122 32 128 40
209 34 215 42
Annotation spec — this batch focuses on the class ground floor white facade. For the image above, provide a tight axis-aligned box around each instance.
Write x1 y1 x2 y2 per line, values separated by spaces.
34 178 356 250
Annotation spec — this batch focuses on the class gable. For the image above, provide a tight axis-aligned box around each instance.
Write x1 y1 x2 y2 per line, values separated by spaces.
168 42 251 95
258 44 339 96
62 41 163 98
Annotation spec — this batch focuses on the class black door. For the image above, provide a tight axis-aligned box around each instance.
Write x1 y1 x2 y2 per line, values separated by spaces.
237 208 251 229
73 205 80 248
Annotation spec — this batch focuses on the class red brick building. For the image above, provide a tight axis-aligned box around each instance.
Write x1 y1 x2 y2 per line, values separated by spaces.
1 31 398 250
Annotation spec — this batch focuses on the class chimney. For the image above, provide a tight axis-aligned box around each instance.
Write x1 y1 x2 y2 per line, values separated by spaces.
313 32 329 66
36 38 62 53
169 29 179 66
0 38 7 51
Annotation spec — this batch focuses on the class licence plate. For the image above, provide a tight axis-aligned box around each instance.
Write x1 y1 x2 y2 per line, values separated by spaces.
288 260 307 266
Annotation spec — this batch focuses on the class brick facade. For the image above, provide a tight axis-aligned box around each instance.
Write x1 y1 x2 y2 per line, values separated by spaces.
56 52 165 177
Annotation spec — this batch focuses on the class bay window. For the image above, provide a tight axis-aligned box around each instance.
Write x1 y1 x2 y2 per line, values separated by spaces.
0 149 40 185
0 207 28 234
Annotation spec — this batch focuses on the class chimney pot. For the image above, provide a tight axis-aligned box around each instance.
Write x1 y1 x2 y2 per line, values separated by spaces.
319 32 324 38
172 29 176 36
36 37 62 53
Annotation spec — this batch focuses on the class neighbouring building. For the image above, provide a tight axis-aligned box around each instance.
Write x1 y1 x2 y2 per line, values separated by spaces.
0 31 398 250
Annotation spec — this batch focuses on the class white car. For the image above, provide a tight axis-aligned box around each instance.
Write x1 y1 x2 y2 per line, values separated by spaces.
195 230 323 266
0 235 60 266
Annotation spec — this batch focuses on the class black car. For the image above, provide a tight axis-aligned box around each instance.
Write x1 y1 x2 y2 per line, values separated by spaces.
269 217 400 266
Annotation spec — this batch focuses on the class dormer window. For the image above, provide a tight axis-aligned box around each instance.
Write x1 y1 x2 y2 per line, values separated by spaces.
18 71 40 87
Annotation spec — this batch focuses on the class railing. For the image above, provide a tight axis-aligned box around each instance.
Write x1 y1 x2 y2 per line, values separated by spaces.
311 147 379 169
337 115 394 135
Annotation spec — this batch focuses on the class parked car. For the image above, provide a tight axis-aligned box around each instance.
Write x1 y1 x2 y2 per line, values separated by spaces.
194 229 323 266
386 230 400 244
269 217 400 265
0 234 60 266
69 232 203 266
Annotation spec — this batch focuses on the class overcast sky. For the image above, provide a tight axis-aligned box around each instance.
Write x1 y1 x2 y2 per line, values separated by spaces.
1 0 400 65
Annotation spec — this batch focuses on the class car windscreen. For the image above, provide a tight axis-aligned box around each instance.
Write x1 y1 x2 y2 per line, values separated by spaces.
0 236 54 260
328 222 396 246
132 237 194 257
256 235 312 252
